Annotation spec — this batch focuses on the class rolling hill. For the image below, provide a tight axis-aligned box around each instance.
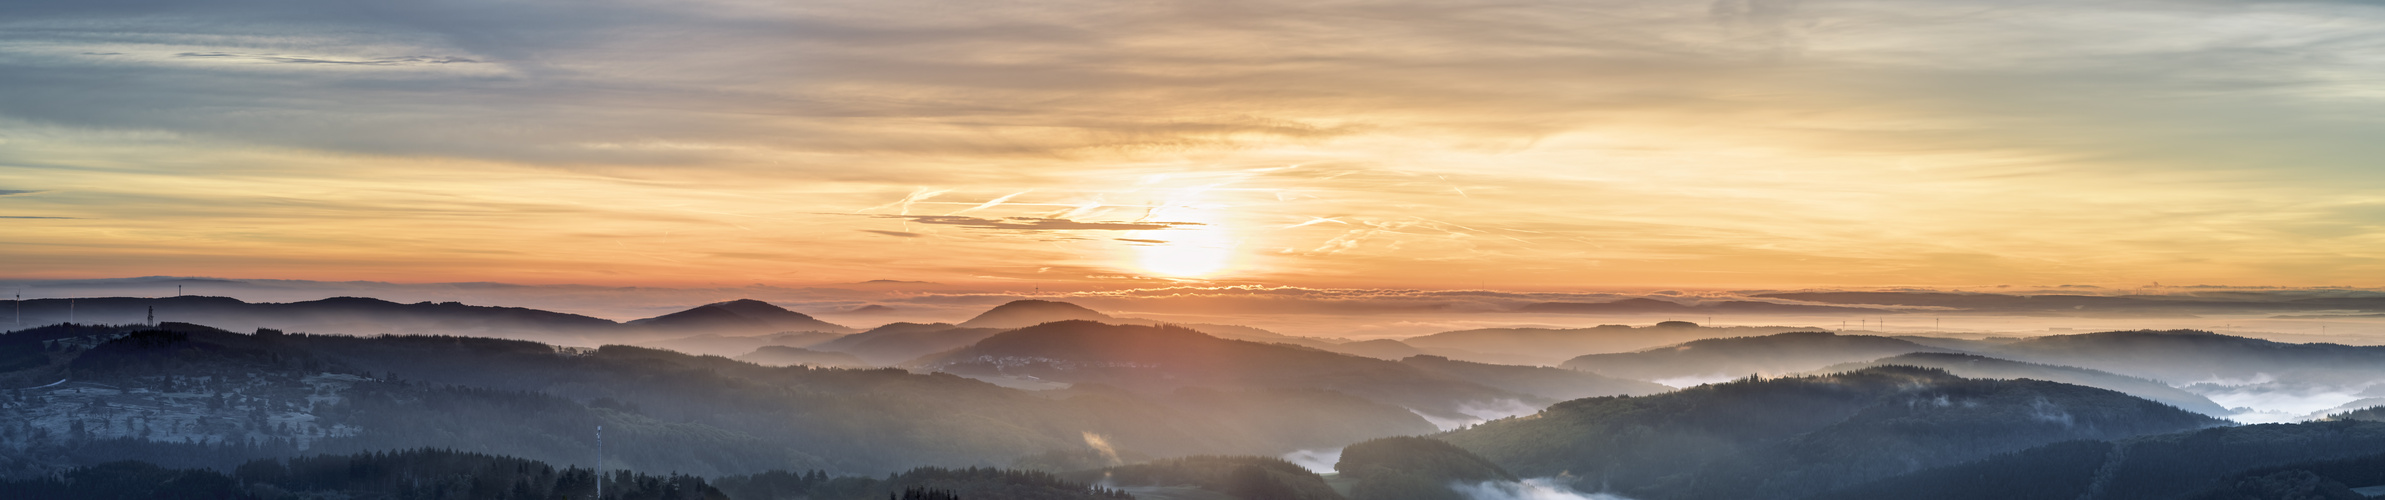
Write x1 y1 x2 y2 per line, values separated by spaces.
913 321 1559 427
1816 352 2231 416
1437 365 2223 500
1560 331 1951 382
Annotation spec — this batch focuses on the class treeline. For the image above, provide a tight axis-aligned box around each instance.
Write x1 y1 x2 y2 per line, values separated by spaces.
1810 420 2385 500
1437 366 2224 500
1071 455 1341 500
1337 437 1514 500
717 466 1130 500
3 322 1410 476
1 448 1142 500
0 448 723 500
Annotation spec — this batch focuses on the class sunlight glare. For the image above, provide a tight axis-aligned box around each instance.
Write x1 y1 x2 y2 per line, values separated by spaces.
1128 193 1238 278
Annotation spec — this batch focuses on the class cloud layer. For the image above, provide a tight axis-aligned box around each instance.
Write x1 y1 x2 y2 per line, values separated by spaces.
3 0 2383 287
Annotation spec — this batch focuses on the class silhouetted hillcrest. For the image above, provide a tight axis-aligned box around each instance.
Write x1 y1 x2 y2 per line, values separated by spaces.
627 298 856 334
1954 329 2385 386
736 345 869 368
807 322 1003 365
1817 352 2232 416
0 296 852 344
1439 365 2224 500
1561 330 1950 381
956 300 1117 329
0 321 1468 478
1399 354 1669 401
636 330 846 357
4 296 617 341
1515 298 1889 315
1754 291 2385 316
918 320 1632 430
1398 323 1840 365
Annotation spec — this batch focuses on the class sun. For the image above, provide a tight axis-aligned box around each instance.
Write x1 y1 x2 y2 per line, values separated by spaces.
1125 195 1239 278
1137 237 1234 277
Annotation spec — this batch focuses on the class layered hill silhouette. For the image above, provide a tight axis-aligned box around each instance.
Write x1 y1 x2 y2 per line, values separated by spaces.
736 345 870 368
1814 419 2385 500
1515 297 1888 315
1398 323 1835 365
807 322 1004 365
637 330 847 357
956 300 1117 328
1438 365 2224 500
625 298 855 334
0 322 1432 477
0 296 852 344
912 320 1644 426
1755 291 2385 316
1818 352 2232 416
1399 355 1670 401
1954 329 2385 387
1560 331 1952 382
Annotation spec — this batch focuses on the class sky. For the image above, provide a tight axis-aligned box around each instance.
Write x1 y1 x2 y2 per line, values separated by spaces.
3 0 2384 290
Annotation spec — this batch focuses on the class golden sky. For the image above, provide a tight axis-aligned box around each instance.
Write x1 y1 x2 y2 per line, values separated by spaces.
3 0 2383 289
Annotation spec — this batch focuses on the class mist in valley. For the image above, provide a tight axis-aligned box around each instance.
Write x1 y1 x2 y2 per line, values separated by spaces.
7 284 2385 498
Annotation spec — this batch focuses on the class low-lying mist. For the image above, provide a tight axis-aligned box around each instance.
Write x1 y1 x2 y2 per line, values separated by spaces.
1454 478 1635 500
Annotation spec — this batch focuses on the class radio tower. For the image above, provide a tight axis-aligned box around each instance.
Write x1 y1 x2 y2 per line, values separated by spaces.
596 425 604 499
146 306 155 326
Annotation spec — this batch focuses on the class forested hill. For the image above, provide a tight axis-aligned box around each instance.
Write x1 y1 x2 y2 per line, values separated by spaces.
0 296 853 344
0 322 1431 478
1814 352 2231 416
1812 419 2385 500
0 448 1133 500
1436 365 2224 500
914 320 1574 425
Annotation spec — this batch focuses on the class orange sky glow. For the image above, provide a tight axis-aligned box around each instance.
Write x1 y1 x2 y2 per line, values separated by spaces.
3 0 2383 290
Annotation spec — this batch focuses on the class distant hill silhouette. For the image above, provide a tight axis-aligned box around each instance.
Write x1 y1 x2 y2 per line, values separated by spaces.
0 296 851 344
1399 323 1831 365
956 300 1117 328
1515 298 1889 315
1754 291 2385 317
1953 329 2385 387
627 298 855 334
1561 331 1951 382
1440 366 2224 500
808 322 1003 365
736 345 870 368
915 320 1554 428
636 330 847 357
1400 354 1670 401
1325 339 1428 360
0 321 1450 477
1817 352 2231 416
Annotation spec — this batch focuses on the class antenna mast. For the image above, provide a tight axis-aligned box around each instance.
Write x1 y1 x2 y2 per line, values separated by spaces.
147 306 155 326
596 424 604 499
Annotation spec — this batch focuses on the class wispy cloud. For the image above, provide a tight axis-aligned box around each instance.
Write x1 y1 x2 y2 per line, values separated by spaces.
3 0 2384 286
871 215 1201 231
